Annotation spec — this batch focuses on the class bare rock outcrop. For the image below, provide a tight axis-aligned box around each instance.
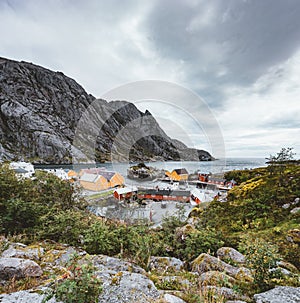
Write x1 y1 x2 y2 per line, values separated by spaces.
217 247 245 264
0 57 213 163
253 286 300 303
149 256 185 273
98 271 160 303
1 244 44 261
164 294 187 303
0 290 60 303
191 253 253 282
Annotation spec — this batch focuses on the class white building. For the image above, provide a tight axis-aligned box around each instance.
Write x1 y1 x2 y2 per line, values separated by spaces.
9 161 35 178
43 168 69 180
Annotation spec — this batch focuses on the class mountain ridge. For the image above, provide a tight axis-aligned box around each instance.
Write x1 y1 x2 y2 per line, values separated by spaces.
0 57 213 163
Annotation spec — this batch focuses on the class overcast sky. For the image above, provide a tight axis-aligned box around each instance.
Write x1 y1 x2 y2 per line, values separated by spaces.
1 0 300 158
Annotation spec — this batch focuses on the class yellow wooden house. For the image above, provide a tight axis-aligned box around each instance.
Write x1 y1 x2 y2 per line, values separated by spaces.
79 170 124 191
79 173 109 191
165 168 189 181
101 171 125 188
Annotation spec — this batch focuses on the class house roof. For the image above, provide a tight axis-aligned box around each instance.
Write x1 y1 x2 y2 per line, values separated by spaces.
174 168 188 175
14 168 28 174
115 186 138 195
100 171 116 181
79 168 118 181
191 188 214 203
80 173 100 183
80 168 106 175
142 189 190 197
209 177 226 182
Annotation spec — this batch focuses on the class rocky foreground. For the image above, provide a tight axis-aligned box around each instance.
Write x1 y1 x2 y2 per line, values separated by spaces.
0 240 299 303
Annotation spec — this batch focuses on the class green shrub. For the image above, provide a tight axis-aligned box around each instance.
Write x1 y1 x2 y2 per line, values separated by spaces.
83 220 119 255
176 228 224 262
0 163 86 237
1 198 37 234
242 239 281 291
37 210 90 246
43 254 102 303
117 225 154 268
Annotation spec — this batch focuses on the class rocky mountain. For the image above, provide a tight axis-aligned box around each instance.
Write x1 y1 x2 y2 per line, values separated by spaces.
0 57 213 164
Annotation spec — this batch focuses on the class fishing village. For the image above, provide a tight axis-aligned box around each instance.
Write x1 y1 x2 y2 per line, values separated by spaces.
8 161 235 225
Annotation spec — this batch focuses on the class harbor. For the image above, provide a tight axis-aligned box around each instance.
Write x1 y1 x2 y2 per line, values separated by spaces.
8 159 266 225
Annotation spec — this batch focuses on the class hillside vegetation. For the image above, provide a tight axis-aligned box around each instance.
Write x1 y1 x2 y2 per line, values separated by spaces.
0 160 299 301
199 162 300 263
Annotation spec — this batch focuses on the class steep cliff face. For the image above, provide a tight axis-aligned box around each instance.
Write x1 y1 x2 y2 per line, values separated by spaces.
0 57 213 163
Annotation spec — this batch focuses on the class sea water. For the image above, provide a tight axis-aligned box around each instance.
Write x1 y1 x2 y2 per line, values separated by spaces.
35 157 266 190
35 157 266 179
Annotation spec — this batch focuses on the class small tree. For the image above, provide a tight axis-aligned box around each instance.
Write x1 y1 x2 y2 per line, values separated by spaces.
266 147 296 164
266 147 296 176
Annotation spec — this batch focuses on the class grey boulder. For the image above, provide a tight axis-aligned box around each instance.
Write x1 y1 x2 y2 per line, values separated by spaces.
0 290 60 303
98 271 160 303
1 245 44 261
164 293 187 303
217 247 245 264
191 253 252 282
202 286 249 301
253 286 300 303
0 257 43 280
149 256 184 273
90 254 146 275
290 207 300 214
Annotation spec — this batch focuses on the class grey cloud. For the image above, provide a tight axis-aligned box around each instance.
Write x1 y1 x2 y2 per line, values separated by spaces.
229 145 272 151
143 0 300 105
0 0 152 93
0 0 299 157
261 113 300 129
237 132 272 139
